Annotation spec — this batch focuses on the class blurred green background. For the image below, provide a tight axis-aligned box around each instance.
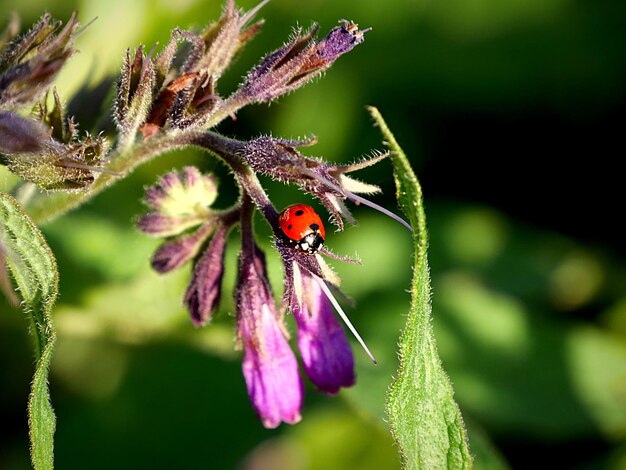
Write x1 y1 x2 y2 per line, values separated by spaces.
1 0 625 468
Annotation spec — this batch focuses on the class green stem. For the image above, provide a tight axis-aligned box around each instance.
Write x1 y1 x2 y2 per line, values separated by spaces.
25 124 278 234
26 130 199 225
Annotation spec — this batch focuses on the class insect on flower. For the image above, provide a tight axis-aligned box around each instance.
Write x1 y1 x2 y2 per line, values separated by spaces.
278 204 326 254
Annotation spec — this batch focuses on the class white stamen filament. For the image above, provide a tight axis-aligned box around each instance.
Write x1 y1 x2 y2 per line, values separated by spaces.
314 275 377 365
346 192 413 232
299 167 413 232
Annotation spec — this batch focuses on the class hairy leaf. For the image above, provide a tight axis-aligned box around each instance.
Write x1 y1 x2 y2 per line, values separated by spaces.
368 107 472 469
0 193 58 470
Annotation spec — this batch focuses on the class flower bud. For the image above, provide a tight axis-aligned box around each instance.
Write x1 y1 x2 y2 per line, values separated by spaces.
0 110 51 154
0 12 79 109
229 20 367 106
181 0 266 82
138 167 217 237
138 1 267 138
115 45 156 148
1 111 109 190
184 224 229 326
151 223 213 274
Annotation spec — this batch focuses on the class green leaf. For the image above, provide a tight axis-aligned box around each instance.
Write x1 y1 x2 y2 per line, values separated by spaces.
0 192 58 470
368 107 472 469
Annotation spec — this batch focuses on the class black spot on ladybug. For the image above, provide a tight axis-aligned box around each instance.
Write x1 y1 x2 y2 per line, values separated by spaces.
295 209 304 216
287 224 292 230
310 223 319 231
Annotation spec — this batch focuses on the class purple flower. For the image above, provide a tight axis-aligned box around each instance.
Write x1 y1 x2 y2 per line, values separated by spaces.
292 265 355 394
236 243 303 428
278 236 378 367
129 4 399 429
184 224 229 326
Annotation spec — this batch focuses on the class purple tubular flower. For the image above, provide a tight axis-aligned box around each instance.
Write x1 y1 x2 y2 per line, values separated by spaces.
236 244 303 428
184 224 229 326
292 267 355 394
229 20 367 105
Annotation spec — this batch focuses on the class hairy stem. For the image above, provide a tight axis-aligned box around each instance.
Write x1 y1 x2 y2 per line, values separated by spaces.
190 131 280 231
26 130 202 224
25 128 278 233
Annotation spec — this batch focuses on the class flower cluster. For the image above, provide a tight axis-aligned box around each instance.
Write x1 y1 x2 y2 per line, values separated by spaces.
138 166 363 427
1 0 410 432
137 124 409 427
132 0 412 429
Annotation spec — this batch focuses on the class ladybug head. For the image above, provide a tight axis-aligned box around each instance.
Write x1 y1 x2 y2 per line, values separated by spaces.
296 231 324 254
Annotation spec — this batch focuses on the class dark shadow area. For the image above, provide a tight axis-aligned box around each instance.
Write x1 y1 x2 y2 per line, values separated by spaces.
53 340 274 470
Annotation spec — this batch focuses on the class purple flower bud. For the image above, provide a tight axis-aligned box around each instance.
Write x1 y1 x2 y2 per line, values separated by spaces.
229 20 367 106
315 20 367 62
136 212 204 237
138 2 268 138
184 224 229 326
138 167 218 236
292 267 355 394
151 224 213 273
236 244 303 428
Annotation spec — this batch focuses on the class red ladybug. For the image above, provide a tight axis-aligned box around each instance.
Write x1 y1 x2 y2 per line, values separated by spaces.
278 204 326 254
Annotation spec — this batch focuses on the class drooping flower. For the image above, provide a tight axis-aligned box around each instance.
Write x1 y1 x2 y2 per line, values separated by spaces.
130 2 405 428
236 232 303 428
291 263 355 394
277 233 377 367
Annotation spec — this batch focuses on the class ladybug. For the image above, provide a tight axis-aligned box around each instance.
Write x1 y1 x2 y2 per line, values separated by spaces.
278 204 326 254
